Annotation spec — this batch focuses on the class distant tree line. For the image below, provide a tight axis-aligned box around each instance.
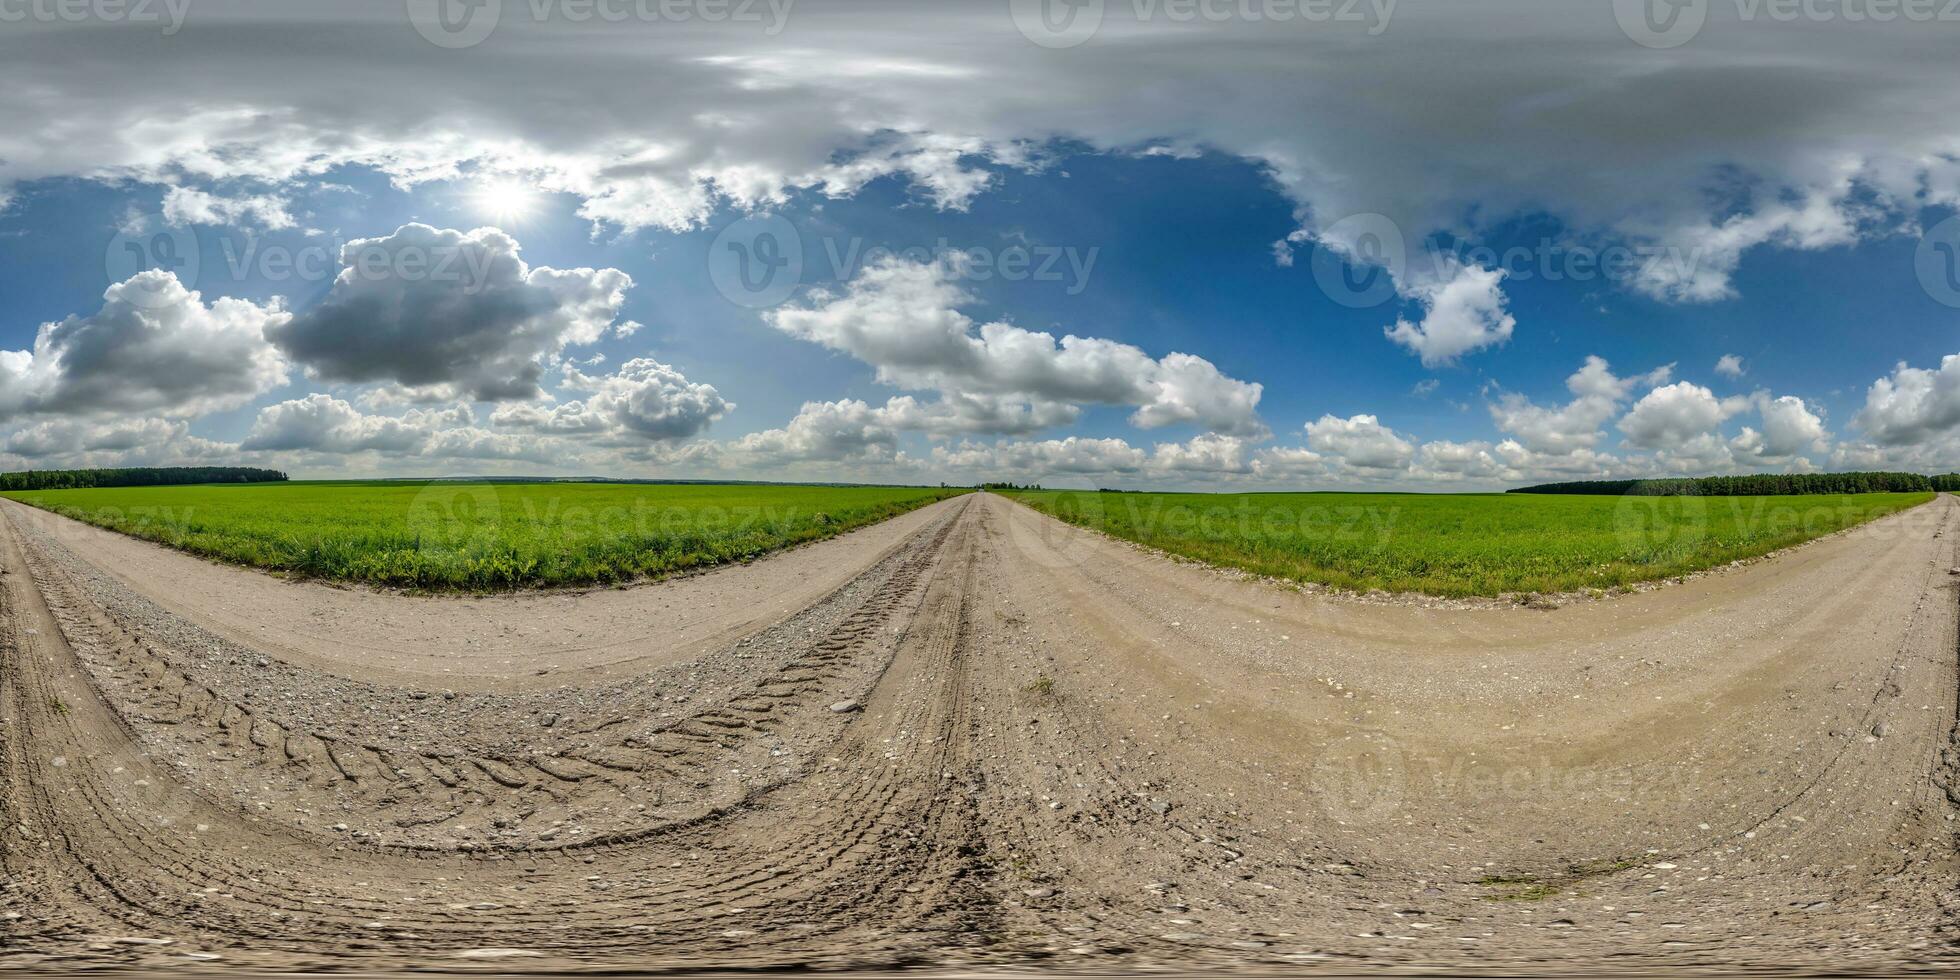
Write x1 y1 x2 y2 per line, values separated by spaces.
979 481 1044 491
1510 472 1940 496
0 466 288 491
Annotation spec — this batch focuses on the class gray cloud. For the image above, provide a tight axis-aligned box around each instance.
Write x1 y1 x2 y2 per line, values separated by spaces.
266 224 631 401
553 357 735 441
240 394 559 463
0 270 289 422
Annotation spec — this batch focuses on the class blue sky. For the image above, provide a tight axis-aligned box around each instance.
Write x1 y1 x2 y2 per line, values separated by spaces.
2 1 1958 488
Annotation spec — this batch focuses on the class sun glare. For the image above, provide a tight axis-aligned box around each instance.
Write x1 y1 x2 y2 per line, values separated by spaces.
470 179 539 224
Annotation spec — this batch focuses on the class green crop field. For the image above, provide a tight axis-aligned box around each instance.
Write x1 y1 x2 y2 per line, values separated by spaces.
1001 489 1933 597
2 481 966 590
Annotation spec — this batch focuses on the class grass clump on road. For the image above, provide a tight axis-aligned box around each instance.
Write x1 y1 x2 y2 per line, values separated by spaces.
1001 489 1931 598
3 481 965 590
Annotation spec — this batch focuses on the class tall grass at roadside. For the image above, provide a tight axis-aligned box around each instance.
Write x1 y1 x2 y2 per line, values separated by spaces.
3 481 965 590
1001 490 1932 597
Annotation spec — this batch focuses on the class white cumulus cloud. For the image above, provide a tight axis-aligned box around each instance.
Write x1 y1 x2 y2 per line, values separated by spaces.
1618 382 1751 452
1305 414 1415 471
764 253 1267 437
1489 356 1671 455
1383 262 1516 367
1852 353 1960 447
1731 395 1829 461
161 185 296 230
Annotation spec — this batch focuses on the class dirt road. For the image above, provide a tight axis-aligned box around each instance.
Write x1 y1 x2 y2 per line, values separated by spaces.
2 491 1955 974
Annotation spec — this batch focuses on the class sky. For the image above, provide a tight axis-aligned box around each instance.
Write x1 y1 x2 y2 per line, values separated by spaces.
1 0 1958 489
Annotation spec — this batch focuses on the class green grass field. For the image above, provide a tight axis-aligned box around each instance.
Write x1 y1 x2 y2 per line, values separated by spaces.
2 481 966 590
1002 489 1933 597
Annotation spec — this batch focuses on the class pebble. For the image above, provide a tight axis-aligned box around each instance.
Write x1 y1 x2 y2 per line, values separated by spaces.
829 700 862 714
1872 722 1891 739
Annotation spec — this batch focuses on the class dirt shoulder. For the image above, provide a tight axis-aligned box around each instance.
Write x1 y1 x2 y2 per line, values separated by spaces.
0 494 964 692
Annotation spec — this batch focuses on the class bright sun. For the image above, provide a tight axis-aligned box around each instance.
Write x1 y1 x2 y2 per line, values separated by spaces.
471 179 539 224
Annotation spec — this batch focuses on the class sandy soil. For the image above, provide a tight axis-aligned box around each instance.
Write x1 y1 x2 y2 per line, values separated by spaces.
1 491 1955 975
0 496 962 691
